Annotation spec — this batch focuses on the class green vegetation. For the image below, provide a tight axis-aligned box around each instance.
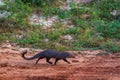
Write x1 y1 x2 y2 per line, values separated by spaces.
0 0 120 52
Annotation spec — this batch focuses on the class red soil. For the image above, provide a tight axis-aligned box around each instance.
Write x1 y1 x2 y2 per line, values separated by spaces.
0 48 120 80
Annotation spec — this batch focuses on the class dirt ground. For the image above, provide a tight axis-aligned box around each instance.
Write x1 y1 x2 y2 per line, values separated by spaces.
0 47 120 80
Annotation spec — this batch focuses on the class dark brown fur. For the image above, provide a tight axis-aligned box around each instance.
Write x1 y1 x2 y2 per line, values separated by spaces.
21 49 75 65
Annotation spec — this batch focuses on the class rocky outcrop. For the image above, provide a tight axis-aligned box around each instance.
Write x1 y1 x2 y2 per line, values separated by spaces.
0 0 11 18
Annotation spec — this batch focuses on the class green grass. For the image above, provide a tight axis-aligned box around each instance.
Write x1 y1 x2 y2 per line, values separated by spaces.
0 0 120 52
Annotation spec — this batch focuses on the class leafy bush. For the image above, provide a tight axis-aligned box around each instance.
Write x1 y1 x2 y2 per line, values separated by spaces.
91 0 120 20
1 0 32 28
95 21 120 39
0 0 120 52
100 40 120 52
63 27 82 35
22 0 55 7
46 30 61 41
57 10 71 19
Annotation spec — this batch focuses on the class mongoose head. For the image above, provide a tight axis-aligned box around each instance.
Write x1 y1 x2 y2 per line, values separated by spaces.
62 52 75 58
68 53 75 58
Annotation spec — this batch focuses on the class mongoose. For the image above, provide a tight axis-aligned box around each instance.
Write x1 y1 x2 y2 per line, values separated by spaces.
21 49 75 65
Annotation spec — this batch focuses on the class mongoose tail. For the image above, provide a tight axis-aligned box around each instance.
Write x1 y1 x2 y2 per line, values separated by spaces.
21 50 43 60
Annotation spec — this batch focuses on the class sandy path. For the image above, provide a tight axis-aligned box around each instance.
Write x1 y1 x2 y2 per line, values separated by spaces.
0 48 120 80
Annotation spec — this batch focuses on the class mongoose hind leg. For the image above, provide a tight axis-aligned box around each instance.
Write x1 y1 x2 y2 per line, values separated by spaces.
35 57 44 64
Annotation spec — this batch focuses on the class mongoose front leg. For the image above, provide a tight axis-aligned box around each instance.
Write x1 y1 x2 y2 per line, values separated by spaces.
46 58 52 64
63 59 71 64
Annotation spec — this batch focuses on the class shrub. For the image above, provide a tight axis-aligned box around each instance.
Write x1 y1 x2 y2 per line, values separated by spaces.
100 40 120 52
22 0 55 7
1 0 32 28
95 21 120 39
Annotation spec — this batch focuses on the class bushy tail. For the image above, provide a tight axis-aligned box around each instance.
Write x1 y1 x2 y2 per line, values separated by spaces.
21 50 40 60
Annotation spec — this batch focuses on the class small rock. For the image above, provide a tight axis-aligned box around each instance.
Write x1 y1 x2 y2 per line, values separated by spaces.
0 63 8 67
64 35 73 41
72 59 79 63
43 38 49 42
111 10 120 16
0 0 5 6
